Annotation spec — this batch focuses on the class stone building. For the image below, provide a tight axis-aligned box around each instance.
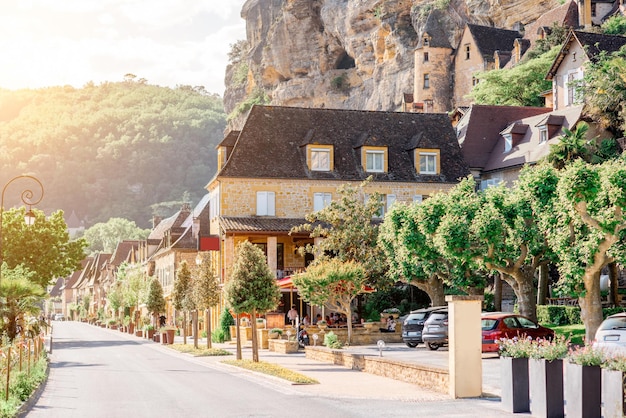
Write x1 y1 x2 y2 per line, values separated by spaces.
207 105 470 320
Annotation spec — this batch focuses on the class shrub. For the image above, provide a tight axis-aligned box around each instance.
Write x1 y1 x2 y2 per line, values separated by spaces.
324 331 343 349
219 309 235 340
212 328 226 343
498 336 534 358
567 344 604 366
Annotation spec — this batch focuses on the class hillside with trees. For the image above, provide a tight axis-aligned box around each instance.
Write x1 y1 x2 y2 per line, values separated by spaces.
0 77 226 228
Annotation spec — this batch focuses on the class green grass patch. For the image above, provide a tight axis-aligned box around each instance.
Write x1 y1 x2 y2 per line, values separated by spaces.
168 344 232 357
548 323 586 346
222 359 319 384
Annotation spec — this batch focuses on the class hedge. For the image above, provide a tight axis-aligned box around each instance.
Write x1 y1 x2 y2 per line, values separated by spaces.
536 305 626 325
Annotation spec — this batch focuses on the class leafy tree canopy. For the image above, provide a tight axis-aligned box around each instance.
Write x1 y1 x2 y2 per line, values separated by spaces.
146 278 166 318
172 261 195 311
0 266 46 341
1 208 87 287
83 217 150 254
0 81 226 228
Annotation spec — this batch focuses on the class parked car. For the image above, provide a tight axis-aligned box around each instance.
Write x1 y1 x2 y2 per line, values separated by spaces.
422 309 449 350
592 312 626 356
54 313 65 321
401 306 446 348
481 312 554 353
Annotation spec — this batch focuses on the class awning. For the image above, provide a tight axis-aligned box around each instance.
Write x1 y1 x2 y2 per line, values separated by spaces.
277 276 296 289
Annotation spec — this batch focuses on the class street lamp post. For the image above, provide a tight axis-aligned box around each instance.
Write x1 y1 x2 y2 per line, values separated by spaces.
0 175 44 285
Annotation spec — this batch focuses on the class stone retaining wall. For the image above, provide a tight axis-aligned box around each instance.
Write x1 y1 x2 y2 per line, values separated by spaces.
305 346 449 394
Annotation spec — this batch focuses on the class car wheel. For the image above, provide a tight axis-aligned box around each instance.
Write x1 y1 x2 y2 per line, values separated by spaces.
427 343 440 350
406 342 418 348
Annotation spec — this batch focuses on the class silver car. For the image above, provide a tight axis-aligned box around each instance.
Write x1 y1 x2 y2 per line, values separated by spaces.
421 309 449 350
593 312 626 356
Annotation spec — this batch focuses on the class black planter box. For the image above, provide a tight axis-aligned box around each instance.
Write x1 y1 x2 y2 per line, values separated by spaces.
565 362 601 418
501 357 530 413
529 358 564 418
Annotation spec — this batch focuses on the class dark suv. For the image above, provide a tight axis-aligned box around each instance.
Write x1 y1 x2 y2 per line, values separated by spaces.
401 306 446 348
421 309 449 350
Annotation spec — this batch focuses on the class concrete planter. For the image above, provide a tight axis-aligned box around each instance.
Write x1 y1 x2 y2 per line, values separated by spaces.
564 362 601 418
602 368 625 418
501 357 530 413
529 358 564 418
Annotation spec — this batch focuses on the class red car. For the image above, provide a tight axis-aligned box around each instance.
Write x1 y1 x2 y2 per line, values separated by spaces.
481 312 554 353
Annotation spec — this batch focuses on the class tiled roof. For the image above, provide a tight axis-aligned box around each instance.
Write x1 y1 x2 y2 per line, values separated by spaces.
219 216 308 234
110 240 139 265
217 130 240 148
456 105 552 170
49 277 64 297
547 30 626 79
523 0 579 46
419 10 452 49
217 105 470 184
482 105 584 172
467 24 522 61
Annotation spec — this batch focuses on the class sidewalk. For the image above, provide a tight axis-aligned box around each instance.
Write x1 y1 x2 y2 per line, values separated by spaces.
159 334 521 417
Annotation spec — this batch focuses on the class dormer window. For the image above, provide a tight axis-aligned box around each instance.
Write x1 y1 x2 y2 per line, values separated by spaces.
307 144 333 171
423 36 430 47
503 134 513 153
539 127 548 143
415 148 440 175
362 146 387 173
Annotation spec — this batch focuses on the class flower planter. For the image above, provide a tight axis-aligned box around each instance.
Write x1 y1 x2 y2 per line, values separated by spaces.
147 329 155 340
165 329 175 345
564 362 601 418
529 358 564 418
135 330 143 337
602 368 625 418
501 357 530 413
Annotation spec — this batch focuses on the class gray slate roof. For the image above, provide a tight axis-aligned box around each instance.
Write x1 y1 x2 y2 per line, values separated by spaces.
467 24 522 62
218 105 469 184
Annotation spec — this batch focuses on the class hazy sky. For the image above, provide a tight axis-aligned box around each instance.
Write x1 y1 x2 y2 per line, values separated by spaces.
0 0 248 95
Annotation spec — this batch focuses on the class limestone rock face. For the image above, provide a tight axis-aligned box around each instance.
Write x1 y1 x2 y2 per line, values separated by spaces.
224 0 562 123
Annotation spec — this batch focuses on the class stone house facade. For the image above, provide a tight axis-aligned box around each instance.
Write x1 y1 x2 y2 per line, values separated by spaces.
207 105 470 319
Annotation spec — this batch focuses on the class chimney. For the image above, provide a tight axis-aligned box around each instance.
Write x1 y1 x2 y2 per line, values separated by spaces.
152 216 162 229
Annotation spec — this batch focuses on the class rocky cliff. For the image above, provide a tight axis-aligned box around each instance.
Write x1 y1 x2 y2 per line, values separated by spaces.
224 0 562 126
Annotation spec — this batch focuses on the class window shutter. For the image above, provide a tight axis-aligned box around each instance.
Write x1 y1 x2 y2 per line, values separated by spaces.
257 192 267 216
267 191 275 216
313 193 324 211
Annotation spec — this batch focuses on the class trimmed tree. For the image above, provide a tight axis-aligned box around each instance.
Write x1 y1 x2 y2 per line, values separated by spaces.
146 278 166 328
225 241 280 362
172 261 195 345
193 253 220 348
293 258 367 344
520 159 626 340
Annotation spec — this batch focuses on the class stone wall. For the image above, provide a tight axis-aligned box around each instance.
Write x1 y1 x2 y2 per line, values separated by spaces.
306 346 449 394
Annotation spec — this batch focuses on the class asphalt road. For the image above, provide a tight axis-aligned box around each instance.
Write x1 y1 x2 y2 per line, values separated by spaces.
26 322 522 418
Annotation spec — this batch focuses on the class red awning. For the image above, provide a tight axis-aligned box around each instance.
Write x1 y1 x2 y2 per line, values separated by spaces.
277 276 295 289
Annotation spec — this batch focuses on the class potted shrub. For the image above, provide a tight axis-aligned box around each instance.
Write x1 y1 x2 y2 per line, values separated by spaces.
565 344 603 418
498 336 533 413
380 308 401 319
268 328 283 339
160 326 176 345
144 324 156 340
107 318 118 330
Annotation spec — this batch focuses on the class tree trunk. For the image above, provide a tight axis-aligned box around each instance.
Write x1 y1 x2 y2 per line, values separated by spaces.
494 274 502 311
608 262 620 307
537 264 549 306
413 275 445 307
193 310 199 349
251 308 259 362
183 311 187 345
206 309 212 349
235 313 242 360
502 271 537 323
580 270 604 342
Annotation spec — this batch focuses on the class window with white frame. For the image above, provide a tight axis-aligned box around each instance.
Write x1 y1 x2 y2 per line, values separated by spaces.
566 69 583 106
366 150 385 172
313 192 332 211
419 152 437 174
311 148 331 171
539 127 548 143
503 134 513 152
413 195 423 204
256 191 275 216
366 194 396 218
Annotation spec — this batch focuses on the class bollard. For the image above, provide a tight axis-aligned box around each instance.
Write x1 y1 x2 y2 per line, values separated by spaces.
377 339 385 357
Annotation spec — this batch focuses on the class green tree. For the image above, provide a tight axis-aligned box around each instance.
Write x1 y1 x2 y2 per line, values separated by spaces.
292 178 389 290
118 265 147 327
581 47 626 137
546 122 593 169
193 253 220 349
293 258 367 344
145 278 166 328
225 241 280 362
602 15 626 35
1 208 86 288
469 47 559 106
379 202 447 306
172 261 195 345
83 218 149 254
520 160 626 341
0 266 46 341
